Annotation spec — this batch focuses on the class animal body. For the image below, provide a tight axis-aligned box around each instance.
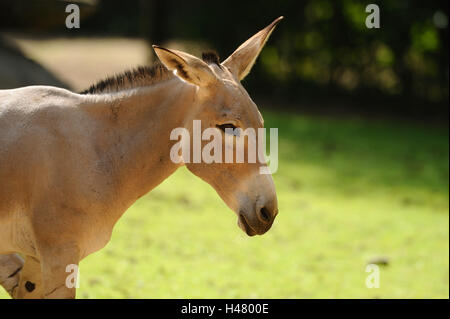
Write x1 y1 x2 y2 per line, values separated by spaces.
0 17 282 298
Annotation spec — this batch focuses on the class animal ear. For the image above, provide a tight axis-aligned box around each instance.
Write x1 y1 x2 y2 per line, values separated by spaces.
222 16 283 81
152 45 217 87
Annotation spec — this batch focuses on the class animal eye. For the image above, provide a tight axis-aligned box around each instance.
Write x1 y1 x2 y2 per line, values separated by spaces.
216 123 240 136
217 123 236 131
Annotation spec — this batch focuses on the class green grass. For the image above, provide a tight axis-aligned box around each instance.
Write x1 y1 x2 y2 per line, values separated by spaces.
1 111 448 298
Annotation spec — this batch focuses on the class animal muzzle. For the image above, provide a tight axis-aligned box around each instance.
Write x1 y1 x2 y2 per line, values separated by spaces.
238 200 278 236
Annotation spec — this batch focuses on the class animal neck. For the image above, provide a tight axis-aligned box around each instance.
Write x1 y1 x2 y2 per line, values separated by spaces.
83 78 197 212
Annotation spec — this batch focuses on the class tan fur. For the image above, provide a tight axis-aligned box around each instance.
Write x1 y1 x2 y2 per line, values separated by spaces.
0 17 282 298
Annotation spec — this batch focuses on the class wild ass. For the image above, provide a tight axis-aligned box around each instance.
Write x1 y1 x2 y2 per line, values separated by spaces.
0 17 282 298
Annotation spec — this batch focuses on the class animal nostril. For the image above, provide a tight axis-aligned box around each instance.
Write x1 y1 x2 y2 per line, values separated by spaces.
259 207 271 223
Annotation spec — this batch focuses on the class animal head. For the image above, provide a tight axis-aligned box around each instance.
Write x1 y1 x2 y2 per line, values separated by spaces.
153 17 283 236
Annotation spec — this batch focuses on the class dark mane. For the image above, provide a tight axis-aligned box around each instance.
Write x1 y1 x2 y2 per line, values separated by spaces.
80 62 173 95
201 51 221 66
81 51 221 95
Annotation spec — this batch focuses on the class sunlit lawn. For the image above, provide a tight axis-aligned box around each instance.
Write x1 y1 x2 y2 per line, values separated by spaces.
3 110 447 299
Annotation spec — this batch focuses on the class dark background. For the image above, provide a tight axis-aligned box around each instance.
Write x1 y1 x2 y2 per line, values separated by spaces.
0 0 448 122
